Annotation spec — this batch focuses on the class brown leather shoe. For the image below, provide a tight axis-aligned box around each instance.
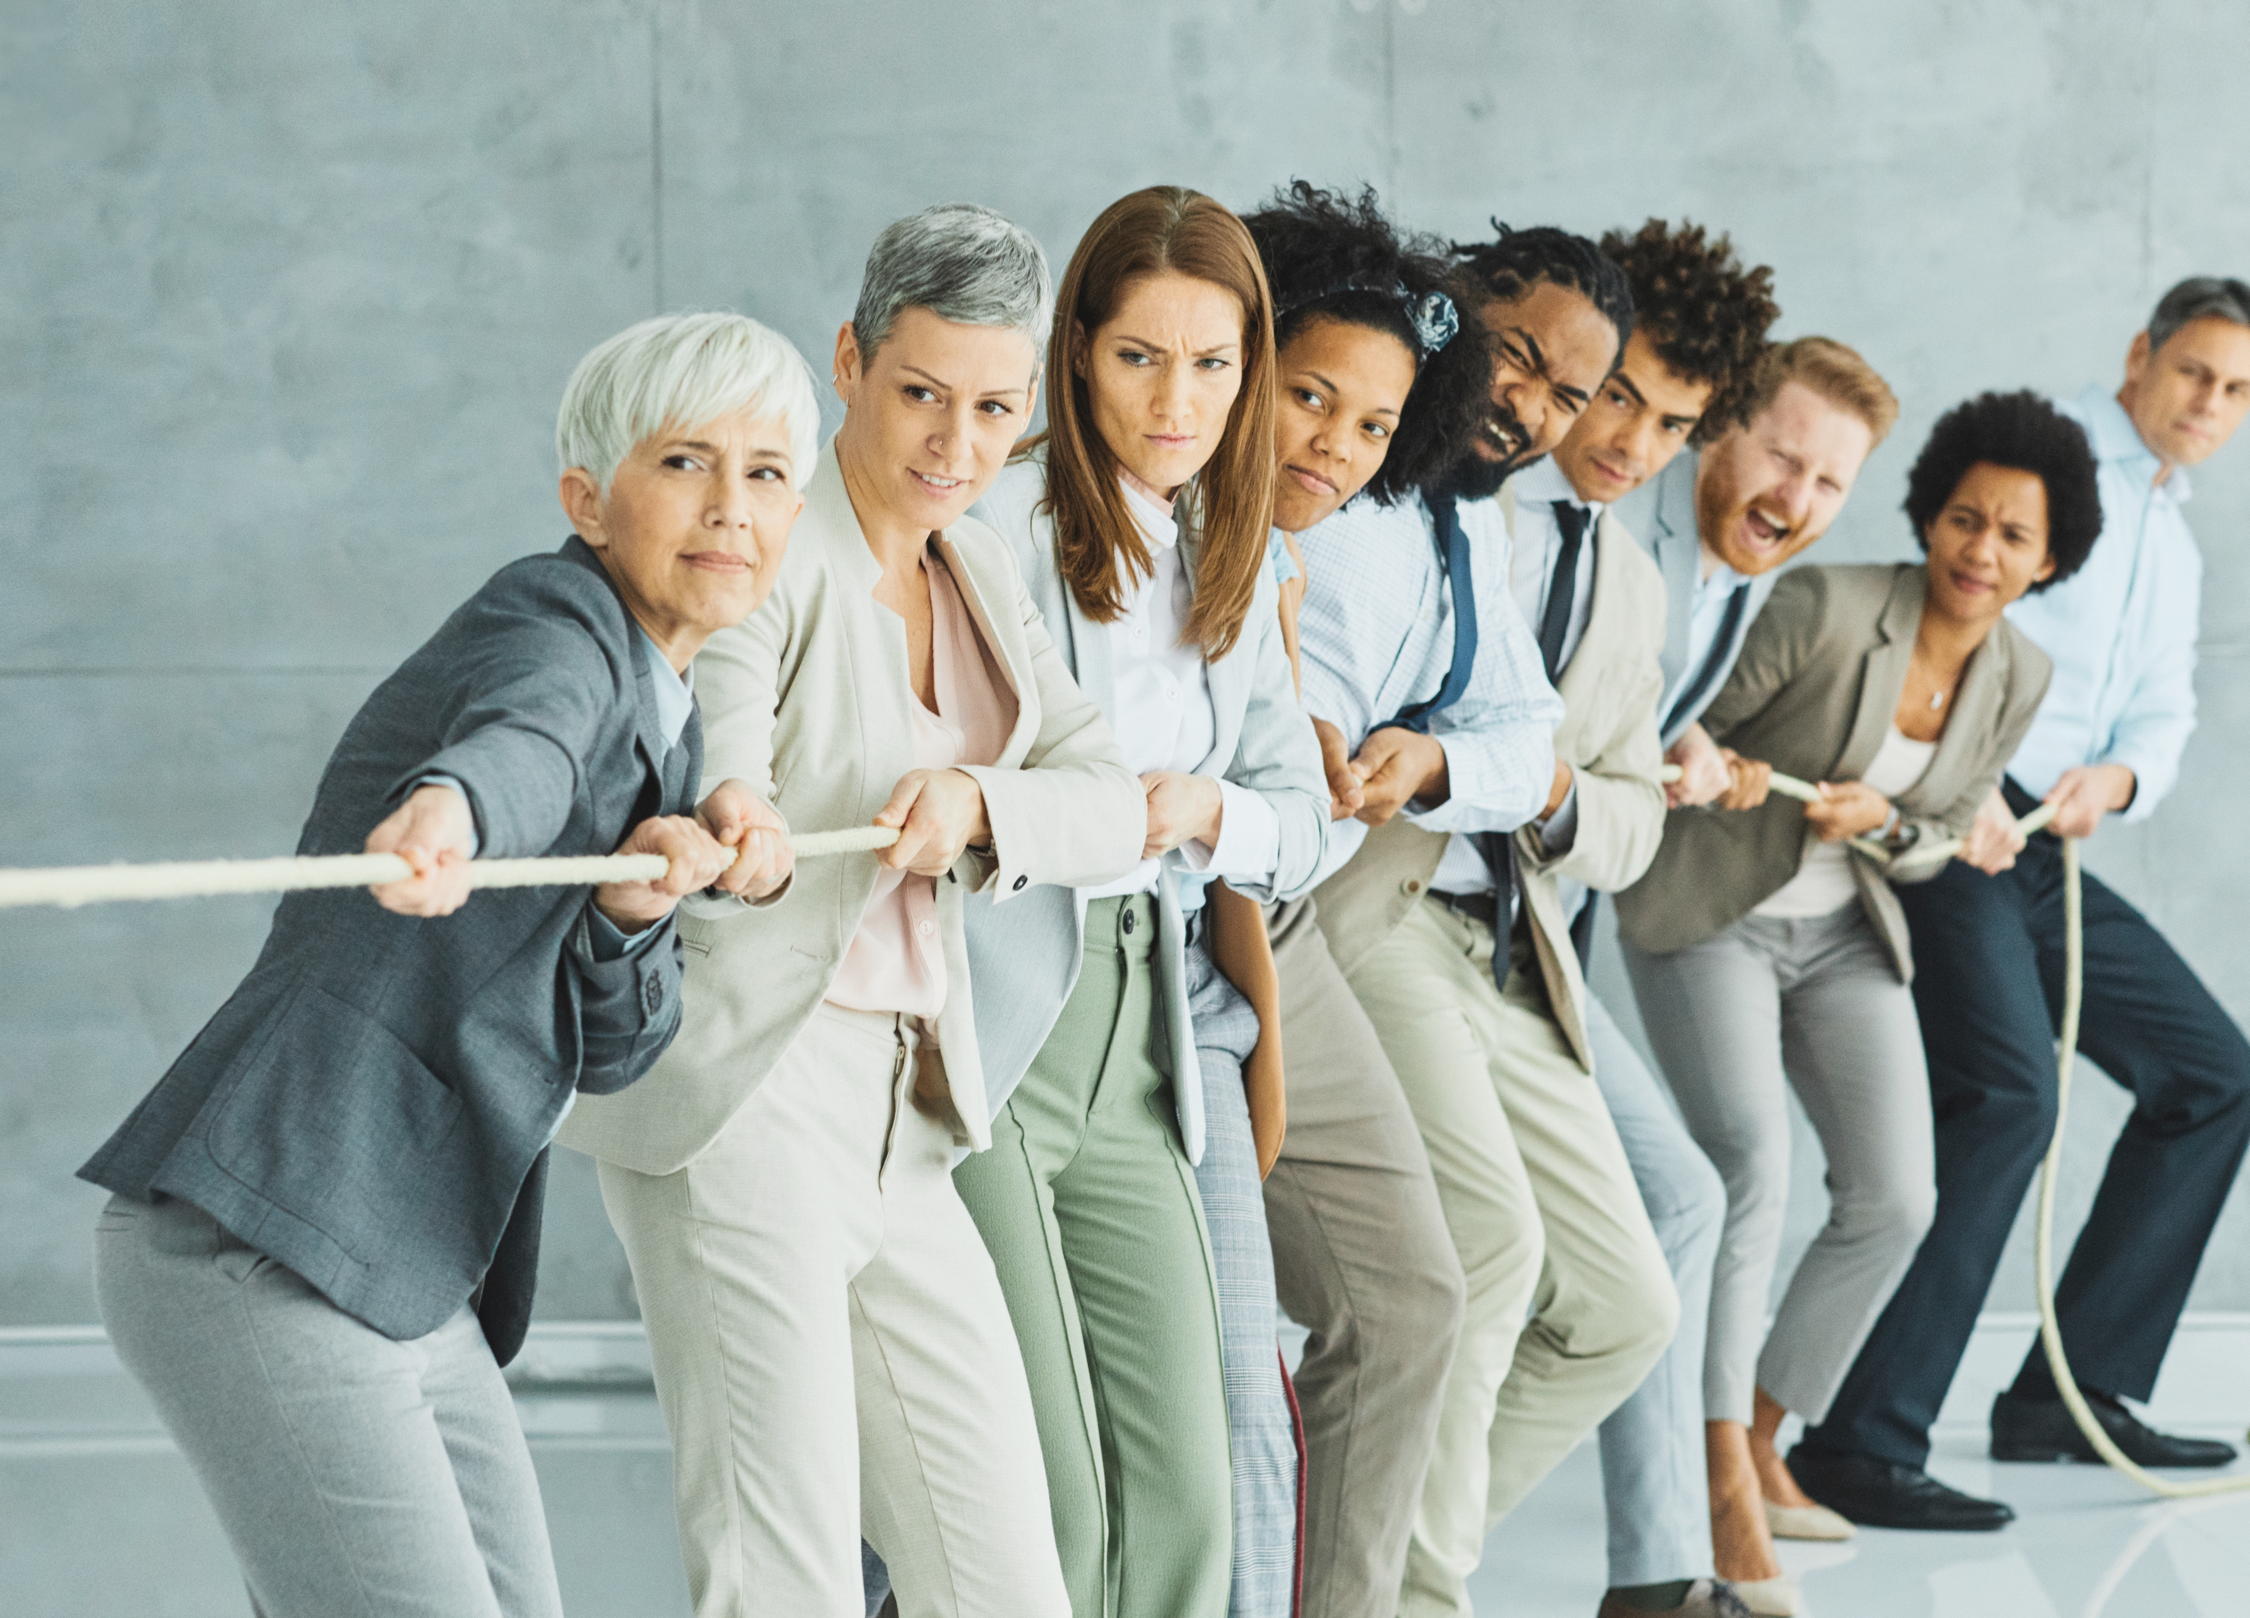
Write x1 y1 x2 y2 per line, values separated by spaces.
1596 1580 1755 1618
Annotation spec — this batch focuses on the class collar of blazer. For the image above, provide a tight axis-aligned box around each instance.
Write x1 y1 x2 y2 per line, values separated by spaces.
1836 562 2018 815
560 532 680 787
802 437 1036 763
1646 453 1704 698
1027 460 1243 783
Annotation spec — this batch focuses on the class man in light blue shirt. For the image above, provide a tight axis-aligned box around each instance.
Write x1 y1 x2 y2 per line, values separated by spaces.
1797 277 2250 1531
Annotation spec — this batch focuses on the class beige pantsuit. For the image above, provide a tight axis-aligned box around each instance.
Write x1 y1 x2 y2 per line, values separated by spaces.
1347 904 1674 1618
597 1006 1066 1618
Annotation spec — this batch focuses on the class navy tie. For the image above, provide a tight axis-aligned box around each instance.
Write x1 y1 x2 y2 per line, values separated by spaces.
1378 491 1515 992
1386 492 1477 734
1664 582 1751 740
1539 501 1589 681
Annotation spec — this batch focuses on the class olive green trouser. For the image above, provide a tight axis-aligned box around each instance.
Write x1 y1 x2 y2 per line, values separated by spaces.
955 893 1234 1618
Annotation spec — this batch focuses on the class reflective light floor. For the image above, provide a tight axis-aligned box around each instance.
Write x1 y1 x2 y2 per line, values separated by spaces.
5 1357 2246 1617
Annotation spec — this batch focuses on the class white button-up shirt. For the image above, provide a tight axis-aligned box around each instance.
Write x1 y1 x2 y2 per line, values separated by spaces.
2004 384 2202 821
1295 488 1562 891
1080 480 1281 900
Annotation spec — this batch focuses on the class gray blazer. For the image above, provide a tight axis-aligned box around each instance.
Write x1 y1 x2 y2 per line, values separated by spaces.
962 458 1328 1162
1630 451 1780 746
80 538 696 1363
1616 562 2052 977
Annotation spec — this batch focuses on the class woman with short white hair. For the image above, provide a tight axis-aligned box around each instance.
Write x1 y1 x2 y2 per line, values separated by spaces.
83 309 816 1618
562 205 1147 1618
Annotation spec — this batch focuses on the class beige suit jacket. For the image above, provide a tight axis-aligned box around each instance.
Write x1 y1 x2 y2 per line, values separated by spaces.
560 439 1145 1174
1311 488 1666 1071
1616 562 2052 979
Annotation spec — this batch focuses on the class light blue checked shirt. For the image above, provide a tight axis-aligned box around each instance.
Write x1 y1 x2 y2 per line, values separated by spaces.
2005 384 2203 821
1294 489 1563 889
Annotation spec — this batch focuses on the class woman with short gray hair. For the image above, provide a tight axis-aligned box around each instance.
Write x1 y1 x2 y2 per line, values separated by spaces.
82 309 814 1618
561 205 1147 1618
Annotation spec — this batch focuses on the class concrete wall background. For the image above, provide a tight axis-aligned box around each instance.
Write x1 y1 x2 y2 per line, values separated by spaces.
6 0 2246 1337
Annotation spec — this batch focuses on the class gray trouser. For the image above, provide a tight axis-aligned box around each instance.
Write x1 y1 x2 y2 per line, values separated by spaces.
1586 993 1726 1589
1187 934 1297 1618
1624 903 1939 1426
93 1192 562 1618
1262 897 1467 1618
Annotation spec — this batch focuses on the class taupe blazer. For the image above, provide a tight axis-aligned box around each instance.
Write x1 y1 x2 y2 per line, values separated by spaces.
1616 562 2052 978
1311 487 1666 1070
560 439 1146 1174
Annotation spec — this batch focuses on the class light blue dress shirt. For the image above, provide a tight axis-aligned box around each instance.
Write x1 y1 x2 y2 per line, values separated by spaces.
1293 490 1563 890
2005 384 2201 821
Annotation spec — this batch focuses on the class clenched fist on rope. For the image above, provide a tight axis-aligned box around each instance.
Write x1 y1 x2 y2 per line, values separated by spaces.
366 778 789 921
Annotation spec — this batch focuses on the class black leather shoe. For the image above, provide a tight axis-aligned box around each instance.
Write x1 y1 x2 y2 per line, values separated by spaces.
1991 1388 2240 1468
1786 1445 2014 1531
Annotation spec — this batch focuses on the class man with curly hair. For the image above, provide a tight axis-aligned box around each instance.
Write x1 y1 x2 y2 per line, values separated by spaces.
1519 220 1787 1618
1792 277 2250 1532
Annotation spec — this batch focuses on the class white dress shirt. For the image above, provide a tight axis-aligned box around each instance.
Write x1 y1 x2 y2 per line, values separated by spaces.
1079 480 1282 900
2004 384 2202 820
1294 489 1563 891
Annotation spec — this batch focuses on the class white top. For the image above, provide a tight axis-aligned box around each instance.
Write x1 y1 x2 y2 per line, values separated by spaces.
2004 383 2202 822
1754 724 1937 920
1079 479 1281 901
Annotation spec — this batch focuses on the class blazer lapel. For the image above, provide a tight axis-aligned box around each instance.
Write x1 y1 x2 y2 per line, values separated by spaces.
810 443 909 817
1834 565 1926 778
1650 462 1700 699
1906 597 2012 814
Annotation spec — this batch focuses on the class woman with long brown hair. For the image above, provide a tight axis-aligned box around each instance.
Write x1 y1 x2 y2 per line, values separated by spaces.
957 185 1328 1618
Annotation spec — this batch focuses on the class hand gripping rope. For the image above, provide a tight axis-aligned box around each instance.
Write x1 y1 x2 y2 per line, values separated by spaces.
1666 763 2250 1500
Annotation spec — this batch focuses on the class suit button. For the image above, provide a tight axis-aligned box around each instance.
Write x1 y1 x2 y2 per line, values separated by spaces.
1012 875 1028 891
642 975 664 1015
1122 908 1137 935
1403 879 1424 895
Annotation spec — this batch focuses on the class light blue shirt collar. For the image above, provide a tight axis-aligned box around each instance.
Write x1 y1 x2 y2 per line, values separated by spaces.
637 628 695 750
2076 382 2192 504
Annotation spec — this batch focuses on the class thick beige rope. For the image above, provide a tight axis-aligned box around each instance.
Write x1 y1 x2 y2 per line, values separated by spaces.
1666 761 2248 1497
0 825 900 911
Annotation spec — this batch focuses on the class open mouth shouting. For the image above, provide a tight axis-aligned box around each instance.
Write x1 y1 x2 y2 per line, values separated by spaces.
1479 410 1526 464
1738 504 1791 555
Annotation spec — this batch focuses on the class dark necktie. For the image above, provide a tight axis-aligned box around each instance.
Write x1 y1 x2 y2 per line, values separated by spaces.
1664 582 1751 740
1539 501 1589 681
1386 491 1477 734
1373 493 1516 990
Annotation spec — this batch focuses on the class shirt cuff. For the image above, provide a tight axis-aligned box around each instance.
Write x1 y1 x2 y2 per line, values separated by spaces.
585 903 663 961
409 775 481 858
1185 779 1283 880
1534 780 1580 857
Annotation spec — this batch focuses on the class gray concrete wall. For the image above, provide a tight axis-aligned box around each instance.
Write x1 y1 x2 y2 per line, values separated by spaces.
6 0 2246 1330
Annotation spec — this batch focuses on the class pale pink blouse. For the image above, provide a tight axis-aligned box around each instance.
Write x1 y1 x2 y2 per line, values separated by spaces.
825 549 1015 1020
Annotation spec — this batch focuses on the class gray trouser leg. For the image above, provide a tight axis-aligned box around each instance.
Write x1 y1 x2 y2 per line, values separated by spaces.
1626 907 1938 1426
1586 995 1725 1588
1187 935 1298 1618
94 1193 562 1618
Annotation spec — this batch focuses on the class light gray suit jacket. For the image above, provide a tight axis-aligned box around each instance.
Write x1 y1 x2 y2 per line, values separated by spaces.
964 457 1328 1162
560 440 1146 1174
1617 562 2053 978
1632 451 1780 746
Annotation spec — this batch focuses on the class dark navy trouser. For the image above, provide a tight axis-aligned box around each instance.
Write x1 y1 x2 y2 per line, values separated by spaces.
1803 779 2250 1469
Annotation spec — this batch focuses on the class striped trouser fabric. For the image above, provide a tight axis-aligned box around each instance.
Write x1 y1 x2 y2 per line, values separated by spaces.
1187 934 1300 1618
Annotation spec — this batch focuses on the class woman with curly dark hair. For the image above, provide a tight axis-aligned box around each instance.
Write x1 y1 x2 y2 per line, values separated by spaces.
1244 182 1489 678
1617 389 2100 1608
